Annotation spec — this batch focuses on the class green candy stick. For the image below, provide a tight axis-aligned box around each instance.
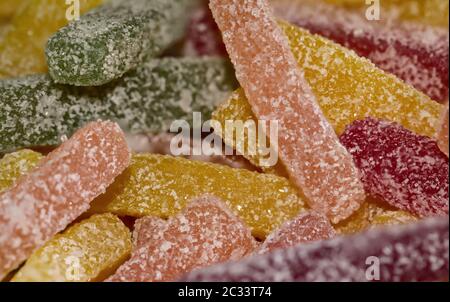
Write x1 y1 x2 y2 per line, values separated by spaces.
0 57 237 153
46 0 193 86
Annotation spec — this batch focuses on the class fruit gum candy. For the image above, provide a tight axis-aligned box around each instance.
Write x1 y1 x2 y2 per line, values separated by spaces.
108 195 257 282
212 22 443 172
274 0 449 102
323 0 449 28
88 153 306 239
209 0 366 223
340 118 449 218
0 150 43 193
132 216 167 251
0 57 237 153
335 198 418 235
46 0 192 86
183 217 449 282
436 102 449 157
0 0 103 79
0 120 130 279
258 211 336 254
12 213 132 282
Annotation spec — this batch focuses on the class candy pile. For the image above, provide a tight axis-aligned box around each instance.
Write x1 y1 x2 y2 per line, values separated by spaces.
0 0 448 282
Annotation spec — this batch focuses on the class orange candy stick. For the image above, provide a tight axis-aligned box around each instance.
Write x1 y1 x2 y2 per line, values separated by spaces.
209 0 365 223
0 121 130 279
436 102 449 157
259 211 336 254
108 196 257 282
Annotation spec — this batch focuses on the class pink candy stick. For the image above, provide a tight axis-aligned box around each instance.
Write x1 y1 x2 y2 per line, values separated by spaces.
108 195 257 282
259 211 336 254
0 121 130 279
209 0 365 223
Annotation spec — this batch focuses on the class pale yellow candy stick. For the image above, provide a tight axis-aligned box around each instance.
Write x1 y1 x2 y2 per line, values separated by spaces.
12 214 132 282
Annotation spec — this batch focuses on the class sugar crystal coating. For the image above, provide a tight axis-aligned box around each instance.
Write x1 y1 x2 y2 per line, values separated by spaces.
132 216 167 251
212 22 443 173
209 0 365 223
436 102 449 156
259 211 336 254
340 118 449 218
183 217 449 282
212 22 442 141
335 198 417 235
0 57 237 153
0 0 103 79
274 0 449 102
108 196 257 282
0 150 43 193
46 0 192 86
0 120 131 279
88 153 306 239
12 214 132 282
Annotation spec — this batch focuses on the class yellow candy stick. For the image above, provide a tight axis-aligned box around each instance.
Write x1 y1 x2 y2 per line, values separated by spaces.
0 150 43 193
334 197 417 234
12 214 132 282
213 22 442 168
89 154 306 239
0 0 103 78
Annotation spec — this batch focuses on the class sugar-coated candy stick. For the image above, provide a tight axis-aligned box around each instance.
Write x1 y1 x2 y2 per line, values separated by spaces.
0 150 43 193
183 217 449 282
0 121 130 279
335 198 417 235
0 0 103 79
0 57 236 153
46 0 191 86
340 118 449 218
126 132 256 171
209 0 365 223
274 0 449 102
89 154 306 239
258 211 335 254
108 196 257 282
182 1 227 57
324 0 449 28
11 214 132 282
436 102 449 157
371 210 418 228
132 216 167 251
212 21 443 170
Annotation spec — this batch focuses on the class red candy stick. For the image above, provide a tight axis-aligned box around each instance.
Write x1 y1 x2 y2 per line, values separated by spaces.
108 195 257 282
183 217 449 282
436 102 449 156
340 118 449 218
273 0 449 102
209 0 365 223
0 121 130 279
259 211 335 254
